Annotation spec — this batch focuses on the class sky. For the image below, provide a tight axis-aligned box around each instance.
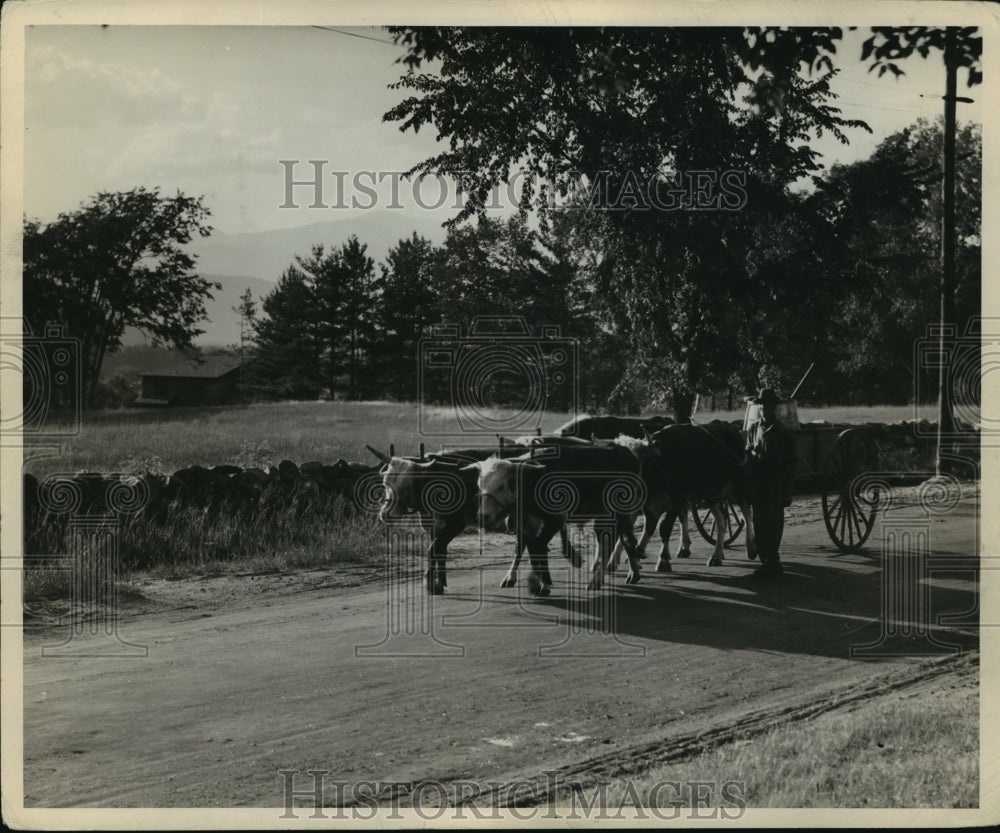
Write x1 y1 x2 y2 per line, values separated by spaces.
23 24 982 236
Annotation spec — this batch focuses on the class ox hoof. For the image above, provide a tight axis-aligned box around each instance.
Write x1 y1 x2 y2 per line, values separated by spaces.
747 549 758 561
707 557 723 567
677 547 692 559
655 559 672 573
586 577 604 591
527 575 549 597
626 571 640 585
429 584 445 595
500 574 517 588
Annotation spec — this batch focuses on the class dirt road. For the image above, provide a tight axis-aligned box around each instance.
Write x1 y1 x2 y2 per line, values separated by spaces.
21 487 981 808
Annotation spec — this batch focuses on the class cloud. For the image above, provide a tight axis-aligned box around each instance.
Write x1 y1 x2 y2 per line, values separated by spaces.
26 43 289 186
26 44 204 128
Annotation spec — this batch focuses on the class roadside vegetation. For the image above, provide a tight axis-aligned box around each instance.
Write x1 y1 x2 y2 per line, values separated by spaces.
602 668 978 809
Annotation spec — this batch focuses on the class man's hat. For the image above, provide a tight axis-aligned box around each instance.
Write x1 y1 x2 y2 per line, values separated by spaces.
751 387 779 405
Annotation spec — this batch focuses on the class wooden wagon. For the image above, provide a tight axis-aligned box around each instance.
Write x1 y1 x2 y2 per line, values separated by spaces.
691 398 887 554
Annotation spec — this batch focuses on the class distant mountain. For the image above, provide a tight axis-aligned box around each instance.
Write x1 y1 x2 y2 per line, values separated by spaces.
119 274 276 348
119 211 454 348
187 211 452 280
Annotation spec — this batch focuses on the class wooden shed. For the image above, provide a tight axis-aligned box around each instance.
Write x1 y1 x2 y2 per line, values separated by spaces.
136 354 242 407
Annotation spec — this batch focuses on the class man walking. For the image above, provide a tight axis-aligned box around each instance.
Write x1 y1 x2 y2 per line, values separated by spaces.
746 388 797 578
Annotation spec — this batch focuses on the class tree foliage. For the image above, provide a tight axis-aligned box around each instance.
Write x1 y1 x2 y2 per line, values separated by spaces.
23 187 216 404
382 26 876 419
385 27 869 226
250 236 376 401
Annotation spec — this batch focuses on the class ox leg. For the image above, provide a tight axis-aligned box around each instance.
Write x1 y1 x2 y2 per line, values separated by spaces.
526 519 560 597
743 501 758 560
676 502 692 559
500 527 524 588
655 511 676 572
609 509 651 573
616 514 643 585
427 514 463 594
634 509 656 560
707 503 726 566
587 521 614 591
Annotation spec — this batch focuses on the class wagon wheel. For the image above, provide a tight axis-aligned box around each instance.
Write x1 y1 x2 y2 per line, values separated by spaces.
822 428 879 553
692 498 746 547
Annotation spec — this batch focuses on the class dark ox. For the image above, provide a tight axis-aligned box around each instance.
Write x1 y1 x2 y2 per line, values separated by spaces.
557 414 673 441
465 445 645 596
374 444 576 594
618 421 755 571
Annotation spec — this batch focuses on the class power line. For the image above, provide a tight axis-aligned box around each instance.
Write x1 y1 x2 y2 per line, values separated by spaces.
310 26 400 46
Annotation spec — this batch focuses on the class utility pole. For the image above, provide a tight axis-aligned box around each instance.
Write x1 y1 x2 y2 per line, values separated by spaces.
936 26 958 476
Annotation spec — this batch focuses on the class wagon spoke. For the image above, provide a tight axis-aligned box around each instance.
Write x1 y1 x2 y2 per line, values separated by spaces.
847 496 863 545
837 494 853 544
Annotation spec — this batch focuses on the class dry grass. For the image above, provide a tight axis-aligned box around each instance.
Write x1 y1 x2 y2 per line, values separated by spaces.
601 677 978 809
23 491 384 604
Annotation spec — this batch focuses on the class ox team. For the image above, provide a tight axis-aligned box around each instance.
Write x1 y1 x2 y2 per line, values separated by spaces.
374 392 795 595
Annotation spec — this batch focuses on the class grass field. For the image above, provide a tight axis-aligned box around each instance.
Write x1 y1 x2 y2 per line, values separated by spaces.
25 400 938 478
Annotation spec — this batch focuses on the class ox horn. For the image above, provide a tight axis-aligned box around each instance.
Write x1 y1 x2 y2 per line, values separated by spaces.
366 444 391 464
642 425 652 441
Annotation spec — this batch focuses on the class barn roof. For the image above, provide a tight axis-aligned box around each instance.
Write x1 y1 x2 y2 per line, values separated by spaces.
140 353 242 379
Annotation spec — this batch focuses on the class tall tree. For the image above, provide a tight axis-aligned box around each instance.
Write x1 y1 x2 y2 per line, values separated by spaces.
233 287 258 404
255 237 377 401
311 236 376 400
252 266 323 400
813 119 981 404
384 27 871 420
23 187 216 404
372 233 442 400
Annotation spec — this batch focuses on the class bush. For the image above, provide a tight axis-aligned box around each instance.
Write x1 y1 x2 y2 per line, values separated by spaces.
91 374 138 409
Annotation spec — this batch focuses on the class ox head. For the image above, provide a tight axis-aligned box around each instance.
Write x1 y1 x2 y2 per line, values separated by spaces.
378 457 440 523
612 433 662 484
462 456 542 531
